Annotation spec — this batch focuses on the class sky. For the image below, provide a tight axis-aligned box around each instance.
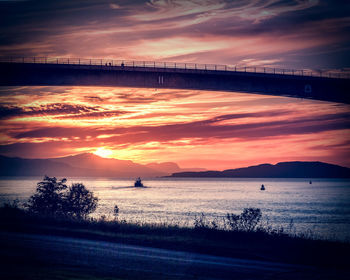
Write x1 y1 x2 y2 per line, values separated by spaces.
1 0 350 69
0 0 349 169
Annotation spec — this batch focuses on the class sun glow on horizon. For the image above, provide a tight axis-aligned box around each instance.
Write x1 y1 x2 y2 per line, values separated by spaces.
0 85 349 169
93 147 114 158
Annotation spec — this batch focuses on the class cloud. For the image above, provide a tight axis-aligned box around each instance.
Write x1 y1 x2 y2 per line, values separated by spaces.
0 0 349 68
110 3 120 10
1 112 349 168
0 85 349 168
0 106 24 119
0 103 104 119
10 110 350 144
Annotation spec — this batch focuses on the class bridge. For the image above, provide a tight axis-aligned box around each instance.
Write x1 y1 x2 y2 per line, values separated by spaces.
0 57 349 104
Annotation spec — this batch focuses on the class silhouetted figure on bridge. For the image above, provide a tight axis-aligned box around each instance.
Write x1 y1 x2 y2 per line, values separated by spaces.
121 62 124 68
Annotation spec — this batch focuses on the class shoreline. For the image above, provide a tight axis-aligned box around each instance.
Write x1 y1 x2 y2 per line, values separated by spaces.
1 205 350 279
1 206 349 268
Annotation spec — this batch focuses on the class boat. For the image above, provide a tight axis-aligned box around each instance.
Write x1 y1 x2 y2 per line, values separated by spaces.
134 177 144 187
260 184 265 191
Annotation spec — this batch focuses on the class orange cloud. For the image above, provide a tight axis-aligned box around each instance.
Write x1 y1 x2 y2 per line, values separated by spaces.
0 86 349 169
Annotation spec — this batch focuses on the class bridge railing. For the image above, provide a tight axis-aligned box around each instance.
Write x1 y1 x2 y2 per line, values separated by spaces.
1 56 349 79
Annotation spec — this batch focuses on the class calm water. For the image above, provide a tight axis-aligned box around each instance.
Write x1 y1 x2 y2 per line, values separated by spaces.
1 177 350 241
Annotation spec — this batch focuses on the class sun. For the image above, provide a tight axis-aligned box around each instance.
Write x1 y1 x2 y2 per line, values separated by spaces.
93 147 114 158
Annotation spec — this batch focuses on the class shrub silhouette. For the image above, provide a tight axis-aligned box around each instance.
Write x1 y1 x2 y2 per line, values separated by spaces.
27 176 68 216
239 208 262 231
64 183 98 219
225 213 240 231
27 176 98 219
226 208 262 232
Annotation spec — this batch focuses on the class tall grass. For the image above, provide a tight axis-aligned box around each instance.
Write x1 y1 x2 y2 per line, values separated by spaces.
0 201 331 241
2 202 350 269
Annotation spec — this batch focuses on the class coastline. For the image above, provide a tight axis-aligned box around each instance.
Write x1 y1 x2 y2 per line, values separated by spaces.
1 207 350 279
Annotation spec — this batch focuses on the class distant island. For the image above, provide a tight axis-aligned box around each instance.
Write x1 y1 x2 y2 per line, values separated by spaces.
168 162 350 178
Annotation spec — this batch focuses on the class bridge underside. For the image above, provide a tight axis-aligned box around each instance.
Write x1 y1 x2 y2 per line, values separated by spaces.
1 62 349 104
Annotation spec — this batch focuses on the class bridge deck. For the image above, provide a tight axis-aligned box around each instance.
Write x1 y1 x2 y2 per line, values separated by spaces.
0 60 349 104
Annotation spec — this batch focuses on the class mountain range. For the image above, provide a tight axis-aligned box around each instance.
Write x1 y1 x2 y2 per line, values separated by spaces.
169 161 350 178
1 154 349 178
0 153 204 178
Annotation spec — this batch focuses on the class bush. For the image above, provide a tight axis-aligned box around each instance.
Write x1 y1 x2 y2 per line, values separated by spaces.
26 176 98 219
225 208 262 232
64 183 98 219
26 176 67 216
225 213 240 231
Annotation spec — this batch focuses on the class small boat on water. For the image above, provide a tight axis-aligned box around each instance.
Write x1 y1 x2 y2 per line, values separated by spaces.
111 177 147 189
261 184 265 191
134 177 144 188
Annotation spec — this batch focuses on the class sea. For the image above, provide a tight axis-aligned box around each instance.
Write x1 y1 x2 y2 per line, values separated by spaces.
1 177 350 241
